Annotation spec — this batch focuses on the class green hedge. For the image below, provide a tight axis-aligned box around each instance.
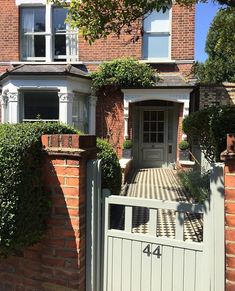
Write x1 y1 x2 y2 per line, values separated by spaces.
97 138 122 195
177 170 210 203
0 123 121 256
183 105 235 163
0 122 77 257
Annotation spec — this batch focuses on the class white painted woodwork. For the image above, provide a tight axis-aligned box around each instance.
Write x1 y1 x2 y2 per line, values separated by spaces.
88 95 97 135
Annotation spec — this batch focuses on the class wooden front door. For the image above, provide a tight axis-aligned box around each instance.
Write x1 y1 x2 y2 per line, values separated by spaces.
139 110 167 168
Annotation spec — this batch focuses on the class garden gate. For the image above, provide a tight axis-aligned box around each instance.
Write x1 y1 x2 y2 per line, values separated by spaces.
86 163 225 291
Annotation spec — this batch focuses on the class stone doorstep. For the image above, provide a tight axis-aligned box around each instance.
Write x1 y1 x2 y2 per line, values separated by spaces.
119 158 133 170
179 160 196 166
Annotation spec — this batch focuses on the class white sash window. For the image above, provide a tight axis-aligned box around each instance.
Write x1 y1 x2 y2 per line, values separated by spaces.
20 4 78 62
143 9 171 60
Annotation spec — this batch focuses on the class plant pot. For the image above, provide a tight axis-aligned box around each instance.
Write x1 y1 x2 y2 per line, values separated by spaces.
179 149 190 161
122 149 132 159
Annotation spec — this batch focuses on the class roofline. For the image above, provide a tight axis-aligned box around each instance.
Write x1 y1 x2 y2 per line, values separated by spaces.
0 71 91 82
122 84 195 90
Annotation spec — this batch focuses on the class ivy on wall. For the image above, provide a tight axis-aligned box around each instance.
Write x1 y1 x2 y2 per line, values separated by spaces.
91 58 158 92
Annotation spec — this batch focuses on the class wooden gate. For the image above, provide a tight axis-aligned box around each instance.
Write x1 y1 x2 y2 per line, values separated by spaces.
102 193 211 291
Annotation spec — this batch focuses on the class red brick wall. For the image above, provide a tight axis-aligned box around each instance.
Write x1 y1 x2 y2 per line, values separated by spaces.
80 4 194 65
0 134 96 290
96 89 124 158
171 5 195 61
79 33 142 62
221 134 235 291
0 0 19 64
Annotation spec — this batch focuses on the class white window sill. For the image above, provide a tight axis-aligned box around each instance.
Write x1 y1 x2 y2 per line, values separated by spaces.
139 59 176 64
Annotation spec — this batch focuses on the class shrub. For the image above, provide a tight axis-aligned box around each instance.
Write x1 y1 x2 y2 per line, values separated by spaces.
178 140 189 151
97 138 122 195
177 170 210 203
0 123 122 256
0 122 77 257
91 58 158 92
123 139 133 149
183 105 235 163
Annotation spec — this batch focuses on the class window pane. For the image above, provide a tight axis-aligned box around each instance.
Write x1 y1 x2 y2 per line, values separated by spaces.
24 91 59 120
158 133 164 143
143 34 169 59
158 122 164 132
53 7 67 32
151 122 157 132
21 7 45 33
151 111 157 121
151 133 157 143
144 10 170 32
21 7 45 59
22 35 45 58
54 35 66 56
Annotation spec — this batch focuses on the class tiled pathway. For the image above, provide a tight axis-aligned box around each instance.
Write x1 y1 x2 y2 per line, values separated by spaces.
123 168 203 242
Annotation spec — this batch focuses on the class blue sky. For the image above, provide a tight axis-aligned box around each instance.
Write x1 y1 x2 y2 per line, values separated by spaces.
195 2 221 62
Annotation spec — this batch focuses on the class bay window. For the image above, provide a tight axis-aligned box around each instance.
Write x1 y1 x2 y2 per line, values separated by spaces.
21 91 59 121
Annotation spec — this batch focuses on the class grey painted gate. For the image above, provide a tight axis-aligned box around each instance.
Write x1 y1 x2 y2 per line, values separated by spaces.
86 162 225 291
102 193 209 291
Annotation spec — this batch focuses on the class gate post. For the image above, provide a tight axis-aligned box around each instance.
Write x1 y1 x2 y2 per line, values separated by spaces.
221 134 235 291
86 159 102 291
210 163 225 291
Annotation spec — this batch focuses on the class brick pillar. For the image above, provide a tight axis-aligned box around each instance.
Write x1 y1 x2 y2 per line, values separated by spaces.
0 134 96 291
221 134 235 291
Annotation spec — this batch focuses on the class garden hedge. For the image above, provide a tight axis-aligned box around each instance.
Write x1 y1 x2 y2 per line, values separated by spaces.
0 122 121 256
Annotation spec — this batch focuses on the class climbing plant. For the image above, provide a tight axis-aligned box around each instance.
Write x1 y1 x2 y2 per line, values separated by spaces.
91 58 158 92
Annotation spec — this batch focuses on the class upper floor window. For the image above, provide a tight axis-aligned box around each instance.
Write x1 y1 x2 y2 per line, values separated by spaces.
20 5 78 62
143 9 171 60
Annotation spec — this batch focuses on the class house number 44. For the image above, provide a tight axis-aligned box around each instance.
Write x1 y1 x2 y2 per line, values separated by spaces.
143 244 162 258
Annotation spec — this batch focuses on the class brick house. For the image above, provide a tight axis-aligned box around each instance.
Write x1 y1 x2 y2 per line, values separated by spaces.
0 0 195 168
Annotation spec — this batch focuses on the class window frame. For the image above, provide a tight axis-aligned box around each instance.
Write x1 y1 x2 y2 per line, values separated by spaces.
142 8 172 61
19 3 78 62
20 6 47 61
20 90 60 122
52 7 78 62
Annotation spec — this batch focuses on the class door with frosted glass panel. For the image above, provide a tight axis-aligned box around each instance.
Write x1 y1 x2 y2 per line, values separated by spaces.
139 110 167 168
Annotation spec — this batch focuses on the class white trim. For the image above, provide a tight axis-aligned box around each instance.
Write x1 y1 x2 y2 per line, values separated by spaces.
139 59 176 64
16 0 46 5
9 61 84 65
88 95 97 135
58 92 74 125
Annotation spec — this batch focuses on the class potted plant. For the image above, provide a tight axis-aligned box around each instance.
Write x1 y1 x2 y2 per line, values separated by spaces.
178 140 190 161
122 139 133 158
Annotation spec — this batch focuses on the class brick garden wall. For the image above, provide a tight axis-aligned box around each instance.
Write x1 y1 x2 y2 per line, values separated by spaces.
0 134 96 291
190 83 235 112
221 134 235 291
